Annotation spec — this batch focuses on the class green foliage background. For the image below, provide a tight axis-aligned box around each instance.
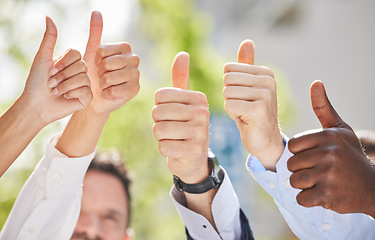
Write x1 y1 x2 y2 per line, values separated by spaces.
0 0 294 239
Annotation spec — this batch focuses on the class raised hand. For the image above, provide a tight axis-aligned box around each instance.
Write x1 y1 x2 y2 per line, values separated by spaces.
83 11 140 116
288 80 375 217
152 52 210 184
55 11 140 158
21 17 92 126
223 40 284 171
0 17 92 177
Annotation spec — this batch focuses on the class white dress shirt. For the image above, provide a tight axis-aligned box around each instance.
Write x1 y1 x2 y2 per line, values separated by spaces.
247 135 375 240
0 137 242 240
171 167 242 240
0 136 95 240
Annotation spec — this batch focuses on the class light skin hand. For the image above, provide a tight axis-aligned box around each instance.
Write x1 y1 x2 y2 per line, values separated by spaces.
55 11 140 159
152 52 217 229
288 80 375 218
223 40 284 171
0 17 92 177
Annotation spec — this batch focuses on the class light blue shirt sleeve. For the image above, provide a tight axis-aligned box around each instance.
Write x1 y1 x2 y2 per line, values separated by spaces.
247 134 375 240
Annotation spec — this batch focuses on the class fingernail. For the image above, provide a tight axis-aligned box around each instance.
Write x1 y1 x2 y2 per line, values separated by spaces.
48 78 58 88
49 67 58 76
51 88 59 96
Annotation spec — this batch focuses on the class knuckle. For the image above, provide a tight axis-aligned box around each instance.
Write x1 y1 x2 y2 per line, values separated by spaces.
323 147 340 164
130 55 140 66
78 60 88 72
289 173 298 188
321 187 333 202
69 49 82 60
151 106 160 121
296 193 308 206
158 142 168 157
131 68 140 80
81 73 90 85
154 89 166 101
223 72 230 85
96 47 105 58
223 63 234 73
152 123 162 140
195 106 210 122
260 66 274 78
58 70 67 80
263 76 276 89
195 91 208 106
100 74 111 89
101 58 110 70
224 100 236 114
120 42 131 52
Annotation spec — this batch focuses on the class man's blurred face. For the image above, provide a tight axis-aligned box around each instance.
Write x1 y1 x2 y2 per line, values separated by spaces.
71 170 130 240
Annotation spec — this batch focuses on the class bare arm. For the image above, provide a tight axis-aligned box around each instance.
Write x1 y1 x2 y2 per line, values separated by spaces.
0 17 92 177
55 11 140 157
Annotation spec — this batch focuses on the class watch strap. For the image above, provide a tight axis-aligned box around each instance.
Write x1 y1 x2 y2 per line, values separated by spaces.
173 151 224 194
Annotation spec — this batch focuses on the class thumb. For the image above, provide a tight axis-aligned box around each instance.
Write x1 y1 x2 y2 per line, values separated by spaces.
310 80 350 129
84 11 103 57
237 39 255 65
34 16 57 63
171 51 190 89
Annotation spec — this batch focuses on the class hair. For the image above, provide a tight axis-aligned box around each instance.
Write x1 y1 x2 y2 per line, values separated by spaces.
356 129 375 157
87 150 132 229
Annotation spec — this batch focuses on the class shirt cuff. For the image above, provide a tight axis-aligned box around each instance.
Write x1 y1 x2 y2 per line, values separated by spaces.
41 134 96 198
170 167 241 240
246 133 300 202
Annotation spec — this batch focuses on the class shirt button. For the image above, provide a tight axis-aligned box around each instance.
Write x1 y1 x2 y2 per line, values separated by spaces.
322 223 330 231
268 181 276 189
28 226 35 234
52 172 61 182
285 179 291 188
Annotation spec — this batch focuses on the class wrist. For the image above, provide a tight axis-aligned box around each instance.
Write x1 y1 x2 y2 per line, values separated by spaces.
12 96 46 131
173 151 224 194
174 153 209 184
249 134 285 172
84 104 111 120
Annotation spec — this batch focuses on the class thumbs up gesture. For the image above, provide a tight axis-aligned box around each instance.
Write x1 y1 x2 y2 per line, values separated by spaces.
287 80 375 217
82 11 140 116
223 40 284 171
152 52 210 184
20 16 92 127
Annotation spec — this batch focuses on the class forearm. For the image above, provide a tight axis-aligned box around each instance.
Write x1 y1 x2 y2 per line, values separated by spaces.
55 107 109 157
0 97 44 176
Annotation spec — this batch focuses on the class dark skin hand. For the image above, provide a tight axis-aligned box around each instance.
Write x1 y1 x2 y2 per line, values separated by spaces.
287 80 375 218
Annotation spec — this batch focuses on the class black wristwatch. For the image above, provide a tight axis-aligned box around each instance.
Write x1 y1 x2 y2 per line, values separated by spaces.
173 151 224 194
